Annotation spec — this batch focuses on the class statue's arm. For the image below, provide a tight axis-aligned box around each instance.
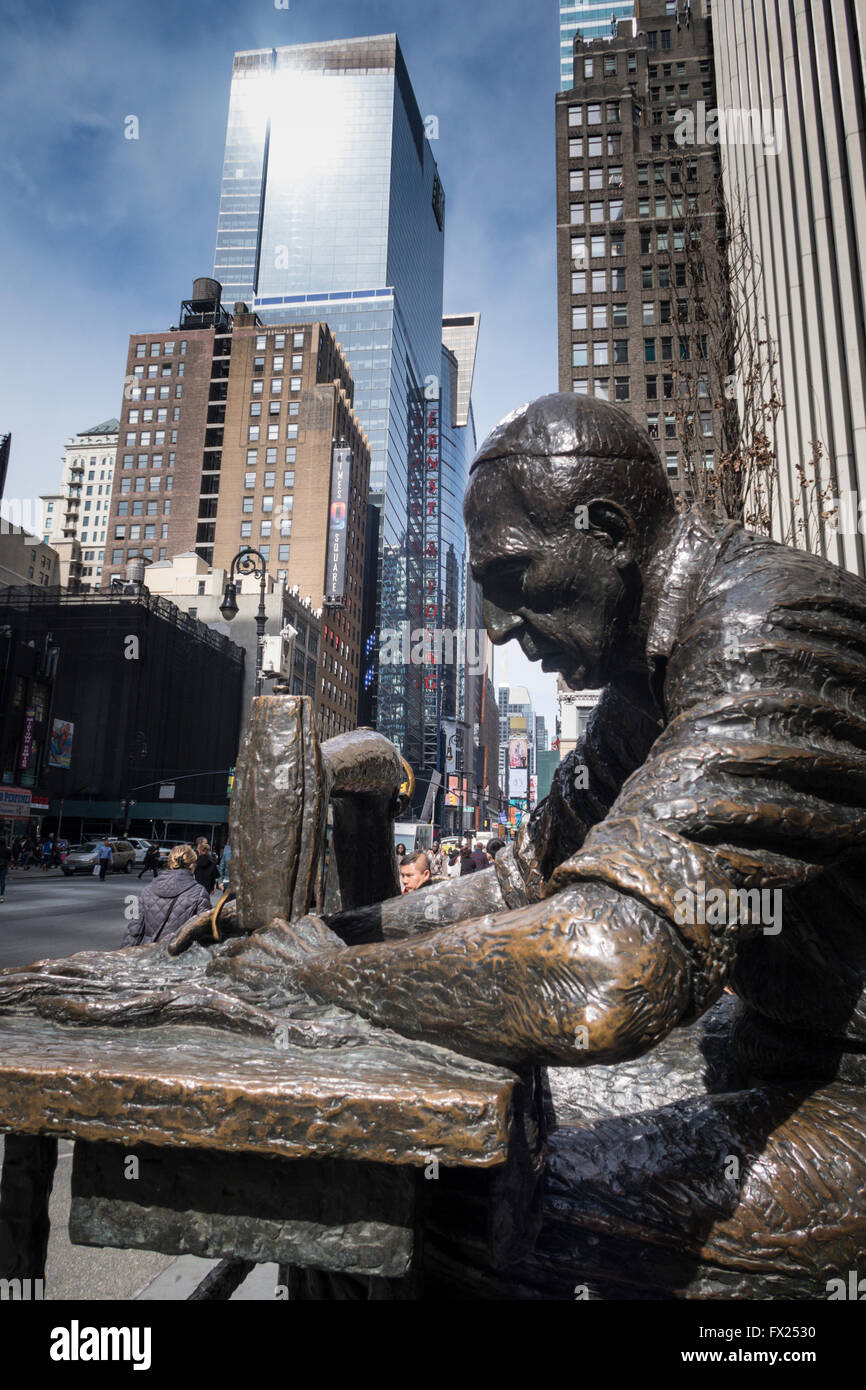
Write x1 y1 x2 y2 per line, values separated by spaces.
324 686 657 946
295 802 751 1068
297 694 821 1067
325 843 528 944
296 871 704 1070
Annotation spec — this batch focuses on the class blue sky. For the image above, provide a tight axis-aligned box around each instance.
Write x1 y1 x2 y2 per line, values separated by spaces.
0 0 561 730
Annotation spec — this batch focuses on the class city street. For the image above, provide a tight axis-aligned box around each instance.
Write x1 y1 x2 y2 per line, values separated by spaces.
0 866 150 968
0 867 279 1299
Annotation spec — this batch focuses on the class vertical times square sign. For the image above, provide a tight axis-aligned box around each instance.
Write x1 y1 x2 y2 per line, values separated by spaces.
324 445 353 605
423 390 442 771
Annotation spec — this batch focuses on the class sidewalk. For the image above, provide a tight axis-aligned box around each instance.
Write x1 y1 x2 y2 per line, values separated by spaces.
0 1135 280 1301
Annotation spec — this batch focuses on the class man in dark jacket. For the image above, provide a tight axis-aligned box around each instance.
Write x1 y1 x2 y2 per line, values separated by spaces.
0 838 10 901
122 845 211 947
138 844 160 881
459 835 489 875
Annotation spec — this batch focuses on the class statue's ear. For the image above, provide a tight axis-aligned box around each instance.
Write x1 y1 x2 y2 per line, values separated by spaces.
585 499 637 568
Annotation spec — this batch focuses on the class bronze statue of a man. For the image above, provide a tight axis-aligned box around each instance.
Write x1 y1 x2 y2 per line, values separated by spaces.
2 393 865 1295
289 393 866 1093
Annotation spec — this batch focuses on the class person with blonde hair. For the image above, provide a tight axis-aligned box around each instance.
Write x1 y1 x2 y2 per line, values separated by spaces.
121 844 212 948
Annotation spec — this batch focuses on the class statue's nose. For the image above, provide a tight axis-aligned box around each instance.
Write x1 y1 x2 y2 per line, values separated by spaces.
482 598 524 644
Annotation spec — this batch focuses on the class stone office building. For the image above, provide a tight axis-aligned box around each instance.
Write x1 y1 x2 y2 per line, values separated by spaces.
713 0 866 579
144 550 322 731
556 0 724 493
40 419 119 589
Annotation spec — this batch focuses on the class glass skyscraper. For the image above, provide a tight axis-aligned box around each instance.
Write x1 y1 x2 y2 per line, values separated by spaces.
559 2 635 88
214 35 477 783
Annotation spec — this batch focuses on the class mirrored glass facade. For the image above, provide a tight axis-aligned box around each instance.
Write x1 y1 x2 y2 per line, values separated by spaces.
559 2 635 89
213 35 474 776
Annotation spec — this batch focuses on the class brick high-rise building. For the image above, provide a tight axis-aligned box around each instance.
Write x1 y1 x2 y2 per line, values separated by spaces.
211 310 370 739
104 279 231 579
556 0 723 493
104 279 371 737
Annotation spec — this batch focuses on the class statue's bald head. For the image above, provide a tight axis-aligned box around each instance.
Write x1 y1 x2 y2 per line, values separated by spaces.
463 394 678 690
466 392 674 545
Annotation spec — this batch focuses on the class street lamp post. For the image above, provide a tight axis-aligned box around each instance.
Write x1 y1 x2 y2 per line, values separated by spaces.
220 548 269 698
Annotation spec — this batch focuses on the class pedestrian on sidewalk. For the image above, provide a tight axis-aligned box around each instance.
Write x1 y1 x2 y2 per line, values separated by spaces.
21 836 32 869
428 839 446 879
138 843 160 880
217 841 232 890
194 838 220 894
11 837 22 869
40 834 55 871
400 850 432 894
0 838 10 901
122 844 212 947
459 834 488 875
97 838 113 880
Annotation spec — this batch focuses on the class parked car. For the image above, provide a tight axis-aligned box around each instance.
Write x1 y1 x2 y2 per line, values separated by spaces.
154 840 188 866
127 837 157 865
61 839 136 875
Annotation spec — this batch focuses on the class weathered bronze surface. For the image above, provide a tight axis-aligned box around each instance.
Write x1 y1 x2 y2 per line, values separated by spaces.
1 392 865 1297
0 1009 520 1168
71 1141 420 1278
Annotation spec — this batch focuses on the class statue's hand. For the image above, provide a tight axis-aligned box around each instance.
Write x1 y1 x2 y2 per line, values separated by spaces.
167 895 246 957
205 913 343 989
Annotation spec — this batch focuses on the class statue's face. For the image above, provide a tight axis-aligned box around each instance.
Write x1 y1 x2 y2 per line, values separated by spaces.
465 457 635 689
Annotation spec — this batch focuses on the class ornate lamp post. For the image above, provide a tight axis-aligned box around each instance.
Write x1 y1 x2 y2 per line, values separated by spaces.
220 548 268 698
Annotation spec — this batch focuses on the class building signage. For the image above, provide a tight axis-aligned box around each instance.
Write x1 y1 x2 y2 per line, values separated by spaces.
49 719 74 769
508 736 528 770
0 786 32 817
422 392 442 769
510 767 528 799
324 446 353 604
19 707 36 771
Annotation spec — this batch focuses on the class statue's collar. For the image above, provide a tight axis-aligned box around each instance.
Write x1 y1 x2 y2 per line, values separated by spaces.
645 511 738 662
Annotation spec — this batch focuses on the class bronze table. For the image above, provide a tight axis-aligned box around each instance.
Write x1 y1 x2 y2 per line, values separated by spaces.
0 1011 544 1299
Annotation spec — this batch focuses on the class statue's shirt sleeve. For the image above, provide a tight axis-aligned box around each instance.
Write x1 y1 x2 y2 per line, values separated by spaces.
548 534 866 1021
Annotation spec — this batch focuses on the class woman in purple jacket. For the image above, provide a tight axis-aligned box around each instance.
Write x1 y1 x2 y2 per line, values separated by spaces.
122 844 212 948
